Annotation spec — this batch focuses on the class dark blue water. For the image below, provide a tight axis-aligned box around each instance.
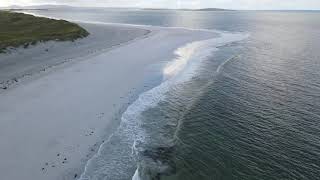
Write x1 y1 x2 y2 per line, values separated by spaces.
33 9 320 180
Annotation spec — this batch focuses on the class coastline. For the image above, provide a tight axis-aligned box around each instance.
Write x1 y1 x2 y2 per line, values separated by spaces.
0 22 152 180
0 18 220 180
1 8 319 180
0 22 150 91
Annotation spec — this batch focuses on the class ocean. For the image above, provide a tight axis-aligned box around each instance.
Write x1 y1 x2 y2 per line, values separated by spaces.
30 9 320 180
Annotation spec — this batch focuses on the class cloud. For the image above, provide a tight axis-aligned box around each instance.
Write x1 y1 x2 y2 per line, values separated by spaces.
1 0 320 10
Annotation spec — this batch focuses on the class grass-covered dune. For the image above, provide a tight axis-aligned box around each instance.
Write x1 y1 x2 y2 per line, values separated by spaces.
0 10 89 52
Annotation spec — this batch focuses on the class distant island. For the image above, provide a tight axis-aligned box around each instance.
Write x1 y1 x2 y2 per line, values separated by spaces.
143 8 233 11
0 11 89 53
195 8 232 11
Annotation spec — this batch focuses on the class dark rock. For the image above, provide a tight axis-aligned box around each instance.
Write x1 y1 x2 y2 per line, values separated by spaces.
138 146 177 179
141 146 175 163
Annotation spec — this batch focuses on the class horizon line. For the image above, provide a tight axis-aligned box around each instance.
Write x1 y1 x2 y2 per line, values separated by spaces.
1 4 320 11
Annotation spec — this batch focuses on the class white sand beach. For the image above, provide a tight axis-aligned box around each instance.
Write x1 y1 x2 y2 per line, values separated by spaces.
0 21 219 180
0 22 150 90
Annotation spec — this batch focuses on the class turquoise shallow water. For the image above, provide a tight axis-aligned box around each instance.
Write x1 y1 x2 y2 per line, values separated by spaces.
32 9 320 180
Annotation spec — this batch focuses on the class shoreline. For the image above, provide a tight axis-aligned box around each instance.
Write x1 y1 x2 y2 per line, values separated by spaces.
0 21 156 180
131 32 249 180
0 17 221 180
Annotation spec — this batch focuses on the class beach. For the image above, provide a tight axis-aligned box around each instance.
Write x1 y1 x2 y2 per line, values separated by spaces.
0 22 150 90
1 6 320 180
0 20 219 180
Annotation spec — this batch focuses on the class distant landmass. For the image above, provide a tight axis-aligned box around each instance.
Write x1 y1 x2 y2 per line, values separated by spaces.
143 8 233 11
1 5 232 12
196 8 233 11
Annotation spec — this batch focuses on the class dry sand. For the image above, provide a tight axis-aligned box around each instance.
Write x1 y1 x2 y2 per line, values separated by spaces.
0 23 150 90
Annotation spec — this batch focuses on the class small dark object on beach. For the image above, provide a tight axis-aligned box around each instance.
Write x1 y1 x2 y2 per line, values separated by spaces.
64 158 67 161
45 49 49 52
41 167 45 171
57 153 60 156
74 174 78 178
45 162 49 166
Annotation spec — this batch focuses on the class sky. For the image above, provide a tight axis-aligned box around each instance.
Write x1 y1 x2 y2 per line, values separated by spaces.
1 0 320 10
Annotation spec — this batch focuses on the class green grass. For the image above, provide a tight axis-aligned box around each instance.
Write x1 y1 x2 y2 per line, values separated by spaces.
0 11 89 53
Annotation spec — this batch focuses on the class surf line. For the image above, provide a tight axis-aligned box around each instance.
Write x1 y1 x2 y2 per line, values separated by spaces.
216 54 241 73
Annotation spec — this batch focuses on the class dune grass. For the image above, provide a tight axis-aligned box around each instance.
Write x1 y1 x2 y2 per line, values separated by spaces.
0 10 89 53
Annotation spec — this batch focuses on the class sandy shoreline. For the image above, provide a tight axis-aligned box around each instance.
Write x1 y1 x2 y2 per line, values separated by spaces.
0 20 218 180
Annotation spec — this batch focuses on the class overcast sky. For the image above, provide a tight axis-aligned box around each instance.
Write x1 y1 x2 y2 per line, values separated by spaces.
1 0 320 10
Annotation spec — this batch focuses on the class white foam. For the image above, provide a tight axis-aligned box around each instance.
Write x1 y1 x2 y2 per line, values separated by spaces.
129 32 249 180
132 169 141 180
217 55 241 73
77 26 249 180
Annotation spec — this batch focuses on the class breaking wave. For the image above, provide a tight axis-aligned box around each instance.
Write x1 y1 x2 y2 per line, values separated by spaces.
79 29 248 180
